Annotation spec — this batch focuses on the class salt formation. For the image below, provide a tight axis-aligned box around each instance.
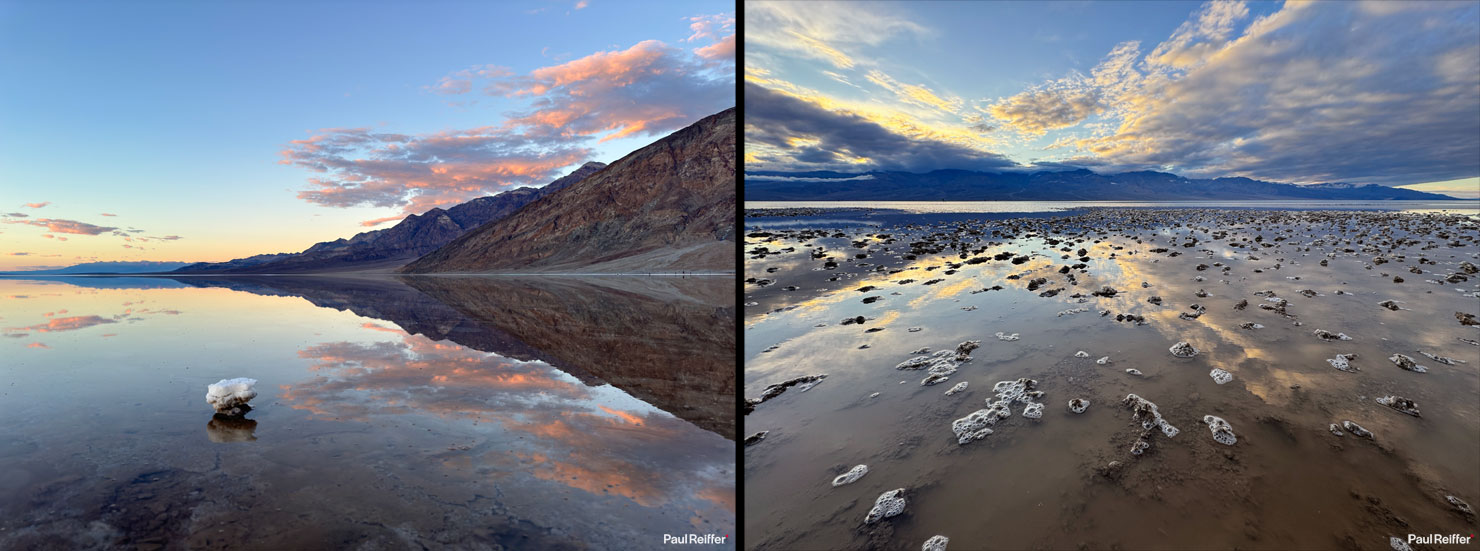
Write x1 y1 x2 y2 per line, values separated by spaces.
831 464 868 487
1342 420 1374 439
1022 402 1044 419
1169 341 1198 358
1417 350 1465 365
922 535 950 551
1074 351 1089 358
995 332 1020 341
1209 368 1233 385
897 340 979 385
1096 356 1110 365
1068 398 1089 414
953 378 1044 444
1203 415 1237 445
1388 353 1429 373
864 489 906 524
206 378 258 416
1378 300 1403 311
951 409 998 445
1122 394 1179 456
1313 329 1352 341
1238 322 1264 329
1447 495 1475 516
944 382 968 396
1377 395 1421 417
1125 368 1143 376
1327 353 1359 372
1391 536 1413 551
745 374 827 414
744 432 768 446
1329 424 1344 437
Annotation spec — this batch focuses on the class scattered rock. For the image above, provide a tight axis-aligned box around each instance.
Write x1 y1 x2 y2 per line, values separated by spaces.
922 535 950 551
1203 415 1237 445
746 374 828 414
1209 368 1233 385
1446 495 1475 516
1022 402 1044 419
1342 420 1374 439
951 409 999 445
1417 350 1465 365
1068 398 1090 414
1238 322 1264 329
1125 368 1143 376
1096 356 1110 365
1329 424 1344 437
945 382 968 396
995 332 1020 341
831 465 869 487
1313 329 1353 342
1327 353 1359 373
1457 311 1479 326
206 378 258 416
864 489 907 524
1074 351 1089 358
1376 395 1421 417
1388 353 1429 373
1169 341 1199 358
744 431 769 446
1378 300 1402 311
1391 536 1413 551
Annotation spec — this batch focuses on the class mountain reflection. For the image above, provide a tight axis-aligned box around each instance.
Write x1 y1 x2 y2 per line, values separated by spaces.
168 274 735 439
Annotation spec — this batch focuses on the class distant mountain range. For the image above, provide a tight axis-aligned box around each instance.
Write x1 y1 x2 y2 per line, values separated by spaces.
744 168 1458 201
0 261 192 275
172 162 607 274
402 107 736 273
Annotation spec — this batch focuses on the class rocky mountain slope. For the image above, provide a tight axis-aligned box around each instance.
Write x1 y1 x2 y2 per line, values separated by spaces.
173 162 606 273
401 108 736 273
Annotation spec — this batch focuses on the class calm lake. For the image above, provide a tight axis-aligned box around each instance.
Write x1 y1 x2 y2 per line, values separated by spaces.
0 275 735 550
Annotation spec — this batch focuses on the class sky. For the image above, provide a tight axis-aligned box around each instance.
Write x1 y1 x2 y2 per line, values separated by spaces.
744 0 1480 197
0 0 734 271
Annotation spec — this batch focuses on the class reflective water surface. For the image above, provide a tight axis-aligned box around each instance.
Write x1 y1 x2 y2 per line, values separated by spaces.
1 275 734 550
744 208 1479 550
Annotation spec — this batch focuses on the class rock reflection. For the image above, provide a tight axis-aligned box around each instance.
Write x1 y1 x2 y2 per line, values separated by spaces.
205 415 257 443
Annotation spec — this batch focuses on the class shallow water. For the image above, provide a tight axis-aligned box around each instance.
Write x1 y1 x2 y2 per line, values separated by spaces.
744 208 1480 550
0 275 735 550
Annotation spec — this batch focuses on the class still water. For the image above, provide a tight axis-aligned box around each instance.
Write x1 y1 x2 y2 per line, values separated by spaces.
0 275 735 550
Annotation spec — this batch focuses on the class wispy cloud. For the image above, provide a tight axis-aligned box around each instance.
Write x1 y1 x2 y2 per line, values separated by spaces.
360 215 404 227
3 218 117 235
23 202 50 208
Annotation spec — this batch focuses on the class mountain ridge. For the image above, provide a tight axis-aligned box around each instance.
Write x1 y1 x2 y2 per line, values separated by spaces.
744 168 1459 201
401 107 736 274
172 161 607 274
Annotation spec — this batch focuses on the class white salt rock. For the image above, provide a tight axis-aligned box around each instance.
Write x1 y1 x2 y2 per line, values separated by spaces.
1074 351 1089 358
1125 368 1142 376
1203 415 1237 445
1096 356 1110 365
922 535 950 551
1068 398 1089 414
1169 341 1198 358
1327 353 1359 372
1022 402 1044 419
994 331 1019 341
831 464 868 487
951 409 997 444
864 488 906 524
1209 368 1233 384
944 382 968 396
206 378 258 415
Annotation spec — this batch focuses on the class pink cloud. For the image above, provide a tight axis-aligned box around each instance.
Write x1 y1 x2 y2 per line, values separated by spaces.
360 215 404 227
695 34 735 61
24 202 50 208
3 218 117 235
100 213 117 217
26 342 49 349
